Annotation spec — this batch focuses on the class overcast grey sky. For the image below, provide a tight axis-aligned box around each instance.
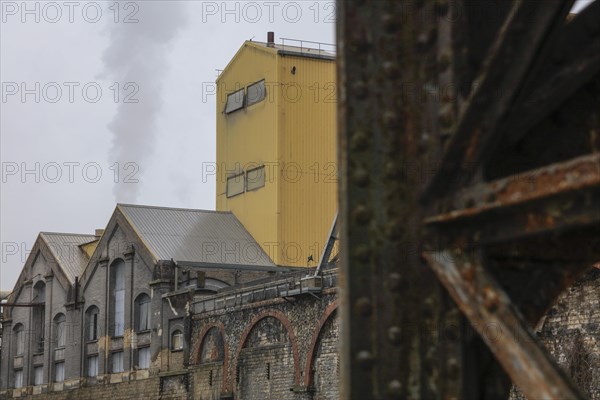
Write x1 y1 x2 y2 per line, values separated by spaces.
0 0 335 290
0 0 593 291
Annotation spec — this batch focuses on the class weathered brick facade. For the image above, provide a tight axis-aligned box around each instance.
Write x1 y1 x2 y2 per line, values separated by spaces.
2 266 339 400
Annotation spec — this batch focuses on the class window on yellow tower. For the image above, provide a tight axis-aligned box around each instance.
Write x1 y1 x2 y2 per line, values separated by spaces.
246 166 265 191
246 80 266 107
224 88 245 114
226 173 245 197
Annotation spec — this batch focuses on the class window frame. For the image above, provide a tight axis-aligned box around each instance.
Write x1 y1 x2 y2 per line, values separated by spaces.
224 88 245 114
137 346 151 369
111 259 126 337
135 293 151 332
246 79 266 107
54 314 66 349
171 330 183 351
34 366 44 386
54 362 65 383
14 369 23 389
112 351 124 373
226 172 245 198
246 165 266 191
13 324 24 355
85 305 100 342
87 355 99 377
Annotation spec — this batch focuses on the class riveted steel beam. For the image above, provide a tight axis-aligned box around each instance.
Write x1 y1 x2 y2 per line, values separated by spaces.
423 0 575 198
426 152 600 227
423 250 586 400
502 0 600 147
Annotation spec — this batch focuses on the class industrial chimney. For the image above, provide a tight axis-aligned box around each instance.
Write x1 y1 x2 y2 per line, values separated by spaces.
267 31 275 47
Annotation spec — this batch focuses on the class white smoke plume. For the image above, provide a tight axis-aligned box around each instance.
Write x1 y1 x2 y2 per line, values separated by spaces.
100 2 188 203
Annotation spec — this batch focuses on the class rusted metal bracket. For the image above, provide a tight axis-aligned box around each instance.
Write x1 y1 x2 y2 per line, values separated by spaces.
422 250 586 400
426 153 600 243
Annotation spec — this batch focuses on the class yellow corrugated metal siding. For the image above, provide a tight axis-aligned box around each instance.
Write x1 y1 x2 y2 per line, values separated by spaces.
216 42 336 267
216 43 280 264
277 55 337 267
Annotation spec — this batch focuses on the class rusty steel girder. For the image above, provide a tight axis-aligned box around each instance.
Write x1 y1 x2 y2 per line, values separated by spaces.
338 0 600 399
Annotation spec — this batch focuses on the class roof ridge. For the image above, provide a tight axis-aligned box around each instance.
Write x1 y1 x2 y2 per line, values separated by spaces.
40 231 97 237
117 203 233 214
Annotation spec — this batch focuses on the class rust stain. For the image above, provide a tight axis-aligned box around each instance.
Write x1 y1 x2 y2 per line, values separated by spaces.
425 154 600 224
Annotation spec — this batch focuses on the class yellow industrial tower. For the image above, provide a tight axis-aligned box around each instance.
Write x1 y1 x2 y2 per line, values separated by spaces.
216 33 337 268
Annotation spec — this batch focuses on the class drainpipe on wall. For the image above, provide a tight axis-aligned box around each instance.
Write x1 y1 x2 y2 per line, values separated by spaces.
129 247 135 373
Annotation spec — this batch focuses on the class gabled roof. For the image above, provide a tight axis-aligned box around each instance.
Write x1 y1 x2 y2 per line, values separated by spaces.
39 232 97 284
117 204 276 268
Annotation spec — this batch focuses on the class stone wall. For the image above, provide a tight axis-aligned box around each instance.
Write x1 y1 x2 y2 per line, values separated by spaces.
511 267 600 400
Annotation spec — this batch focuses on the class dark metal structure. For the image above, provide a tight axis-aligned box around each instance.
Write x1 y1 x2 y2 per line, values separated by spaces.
338 1 600 398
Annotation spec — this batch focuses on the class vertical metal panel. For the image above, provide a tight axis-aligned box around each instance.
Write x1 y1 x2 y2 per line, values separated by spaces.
278 54 337 267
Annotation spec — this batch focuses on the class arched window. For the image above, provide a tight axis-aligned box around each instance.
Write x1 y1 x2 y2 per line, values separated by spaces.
110 259 125 337
171 329 183 351
85 306 100 341
13 324 24 355
33 281 46 353
54 314 66 348
134 293 151 332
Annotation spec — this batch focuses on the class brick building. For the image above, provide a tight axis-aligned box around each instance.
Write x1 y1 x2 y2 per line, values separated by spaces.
0 34 341 399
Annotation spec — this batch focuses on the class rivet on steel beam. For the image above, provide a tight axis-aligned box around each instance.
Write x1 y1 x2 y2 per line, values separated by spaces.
438 52 452 72
356 351 374 369
355 297 372 317
354 245 371 262
352 205 371 225
353 168 370 187
483 286 500 312
381 13 399 33
447 357 460 379
388 326 402 345
386 219 402 240
444 323 459 341
353 80 368 99
387 380 403 398
384 111 400 129
423 297 435 317
439 104 454 129
384 161 400 179
389 272 403 291
350 130 369 151
382 61 399 75
435 0 449 16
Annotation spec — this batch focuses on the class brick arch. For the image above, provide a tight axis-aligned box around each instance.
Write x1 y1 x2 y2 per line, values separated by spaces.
193 322 229 390
304 301 339 386
229 310 301 391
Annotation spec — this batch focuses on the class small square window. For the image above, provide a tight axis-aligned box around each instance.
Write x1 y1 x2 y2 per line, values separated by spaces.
226 173 245 198
246 166 265 191
224 88 245 114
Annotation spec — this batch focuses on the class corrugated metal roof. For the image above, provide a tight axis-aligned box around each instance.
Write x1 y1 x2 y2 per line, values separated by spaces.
40 232 97 284
118 204 275 268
